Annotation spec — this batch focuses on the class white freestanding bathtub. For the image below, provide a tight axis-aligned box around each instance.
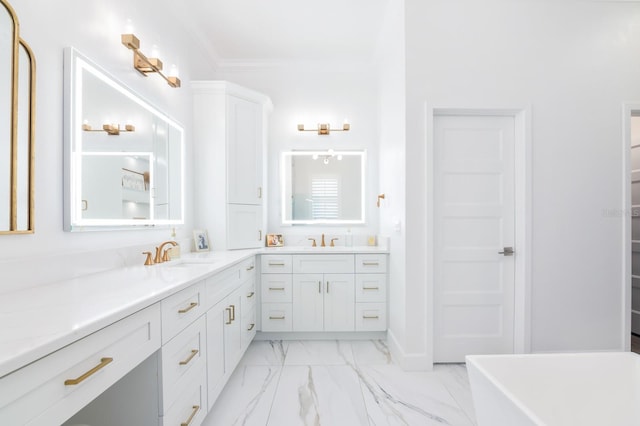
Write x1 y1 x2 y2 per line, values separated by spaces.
466 352 640 426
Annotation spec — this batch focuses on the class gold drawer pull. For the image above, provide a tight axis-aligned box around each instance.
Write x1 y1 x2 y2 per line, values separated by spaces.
247 323 255 331
363 262 380 266
247 291 255 298
363 315 380 319
178 302 198 314
179 349 199 366
363 286 380 290
225 307 233 324
64 357 113 385
230 304 236 321
246 265 255 271
181 405 200 426
269 287 286 291
269 315 285 320
268 262 285 266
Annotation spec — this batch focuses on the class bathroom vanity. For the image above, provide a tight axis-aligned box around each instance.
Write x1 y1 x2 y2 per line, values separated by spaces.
0 247 387 425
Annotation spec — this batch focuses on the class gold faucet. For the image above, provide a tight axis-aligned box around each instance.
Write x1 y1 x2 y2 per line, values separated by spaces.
142 251 154 265
155 240 178 263
321 234 326 247
308 237 317 247
330 238 339 247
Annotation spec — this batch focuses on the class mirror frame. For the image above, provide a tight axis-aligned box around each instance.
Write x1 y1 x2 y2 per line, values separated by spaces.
63 47 185 231
0 0 35 234
280 150 366 225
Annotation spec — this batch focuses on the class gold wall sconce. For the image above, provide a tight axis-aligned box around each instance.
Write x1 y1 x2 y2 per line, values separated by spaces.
82 122 135 136
121 34 180 88
377 193 385 208
297 122 350 135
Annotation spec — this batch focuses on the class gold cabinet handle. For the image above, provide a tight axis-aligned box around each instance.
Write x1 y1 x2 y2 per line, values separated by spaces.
258 186 262 199
326 281 330 293
318 280 321 293
181 405 200 426
363 315 380 319
363 286 380 290
179 349 199 366
225 307 233 324
178 302 198 314
246 265 255 271
268 262 285 266
259 230 262 241
362 262 380 266
247 323 255 331
64 357 113 385
269 315 285 320
247 291 255 298
269 287 286 291
230 304 236 321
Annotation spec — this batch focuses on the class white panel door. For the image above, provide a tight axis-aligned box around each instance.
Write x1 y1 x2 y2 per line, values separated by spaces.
434 114 516 362
323 274 355 332
227 96 262 205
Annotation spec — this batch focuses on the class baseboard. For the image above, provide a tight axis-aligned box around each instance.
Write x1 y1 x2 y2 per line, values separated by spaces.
387 329 432 371
254 331 387 341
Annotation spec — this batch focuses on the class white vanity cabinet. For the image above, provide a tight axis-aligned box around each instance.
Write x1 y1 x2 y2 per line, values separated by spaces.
192 81 272 250
260 252 388 334
0 304 161 426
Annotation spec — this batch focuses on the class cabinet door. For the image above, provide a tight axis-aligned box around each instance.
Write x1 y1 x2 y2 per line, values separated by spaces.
227 204 262 249
292 274 324 331
205 301 226 411
227 96 262 205
324 274 355 332
223 289 243 374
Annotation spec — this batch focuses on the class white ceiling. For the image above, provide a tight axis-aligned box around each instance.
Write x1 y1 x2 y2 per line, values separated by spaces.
181 0 391 68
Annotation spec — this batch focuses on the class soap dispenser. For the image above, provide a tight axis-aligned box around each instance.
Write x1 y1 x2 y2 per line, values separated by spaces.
345 228 353 247
168 228 181 260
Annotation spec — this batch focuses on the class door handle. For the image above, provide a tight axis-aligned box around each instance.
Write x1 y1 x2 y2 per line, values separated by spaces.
499 247 514 256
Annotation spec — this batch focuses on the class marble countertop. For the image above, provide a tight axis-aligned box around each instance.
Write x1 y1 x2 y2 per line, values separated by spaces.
0 249 257 379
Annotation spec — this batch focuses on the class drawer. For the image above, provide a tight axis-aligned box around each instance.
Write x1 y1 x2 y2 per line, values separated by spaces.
240 257 257 281
261 274 293 303
0 304 161 426
355 254 388 273
161 364 207 426
241 306 257 351
292 254 354 273
205 265 243 310
355 274 387 303
160 315 207 411
261 254 292 273
261 303 293 332
355 303 387 331
241 278 257 312
161 281 206 344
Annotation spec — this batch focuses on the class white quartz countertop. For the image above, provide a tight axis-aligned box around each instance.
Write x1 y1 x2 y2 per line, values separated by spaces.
0 249 257 379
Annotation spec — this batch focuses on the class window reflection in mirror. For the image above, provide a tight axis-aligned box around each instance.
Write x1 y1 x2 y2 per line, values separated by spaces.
281 150 365 225
64 47 184 230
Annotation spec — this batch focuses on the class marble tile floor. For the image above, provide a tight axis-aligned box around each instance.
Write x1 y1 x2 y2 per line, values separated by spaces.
201 340 477 426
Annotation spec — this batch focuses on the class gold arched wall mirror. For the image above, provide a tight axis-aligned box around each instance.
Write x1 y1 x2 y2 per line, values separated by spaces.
1 0 35 234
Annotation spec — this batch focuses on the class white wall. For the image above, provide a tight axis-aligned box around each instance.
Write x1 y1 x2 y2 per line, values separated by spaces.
211 66 380 245
403 0 640 354
0 0 214 286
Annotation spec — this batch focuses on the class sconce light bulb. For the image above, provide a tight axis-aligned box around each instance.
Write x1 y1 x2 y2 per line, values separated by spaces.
151 44 160 58
312 154 319 160
124 19 135 35
169 64 180 78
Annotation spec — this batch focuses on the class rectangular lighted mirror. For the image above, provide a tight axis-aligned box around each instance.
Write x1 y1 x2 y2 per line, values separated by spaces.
281 150 365 225
63 47 184 230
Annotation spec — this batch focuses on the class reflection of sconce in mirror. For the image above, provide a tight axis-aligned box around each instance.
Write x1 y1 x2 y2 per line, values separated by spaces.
298 121 350 135
312 150 343 165
82 122 135 136
377 193 385 208
121 34 181 88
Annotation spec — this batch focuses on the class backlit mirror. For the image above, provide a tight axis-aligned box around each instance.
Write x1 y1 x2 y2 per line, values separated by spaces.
1 0 35 234
281 150 365 225
63 47 184 230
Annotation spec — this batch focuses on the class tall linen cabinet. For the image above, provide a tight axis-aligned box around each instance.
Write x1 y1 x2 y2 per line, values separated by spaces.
192 81 272 250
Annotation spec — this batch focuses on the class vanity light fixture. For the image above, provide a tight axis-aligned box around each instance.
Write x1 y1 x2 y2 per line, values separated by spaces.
297 121 350 135
82 122 135 136
121 34 181 88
